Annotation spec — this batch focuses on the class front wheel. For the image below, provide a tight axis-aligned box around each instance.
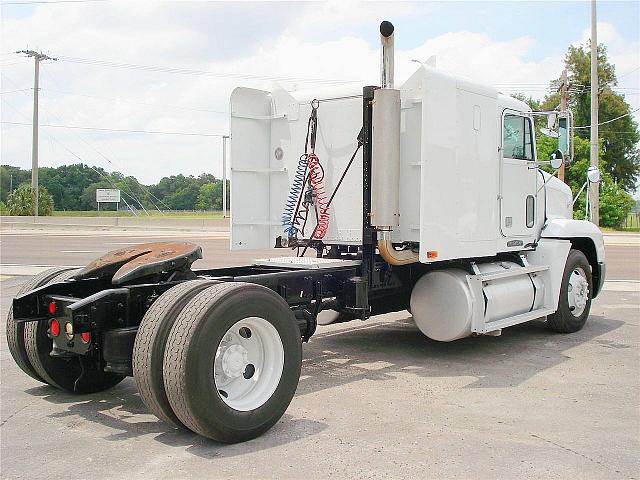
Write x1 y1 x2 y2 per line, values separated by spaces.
547 249 593 333
163 282 302 443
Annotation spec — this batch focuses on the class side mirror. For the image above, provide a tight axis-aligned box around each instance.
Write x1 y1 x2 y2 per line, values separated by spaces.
587 166 600 183
540 113 560 138
557 116 569 158
549 150 564 169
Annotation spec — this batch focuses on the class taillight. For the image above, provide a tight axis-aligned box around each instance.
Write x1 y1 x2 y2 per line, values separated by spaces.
80 332 91 344
48 302 56 315
50 319 60 337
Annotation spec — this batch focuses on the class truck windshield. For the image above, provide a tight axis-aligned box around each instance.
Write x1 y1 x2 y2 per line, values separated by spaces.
503 114 533 160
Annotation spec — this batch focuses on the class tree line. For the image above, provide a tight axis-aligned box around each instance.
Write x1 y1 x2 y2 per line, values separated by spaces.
0 163 230 212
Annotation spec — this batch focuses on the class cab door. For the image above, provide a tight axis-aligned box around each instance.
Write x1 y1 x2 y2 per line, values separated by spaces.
500 112 538 239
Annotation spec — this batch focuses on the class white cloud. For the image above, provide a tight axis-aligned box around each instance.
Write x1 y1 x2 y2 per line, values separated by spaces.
578 22 640 121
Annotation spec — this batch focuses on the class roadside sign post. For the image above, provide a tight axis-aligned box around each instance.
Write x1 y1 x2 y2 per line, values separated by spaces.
96 188 121 213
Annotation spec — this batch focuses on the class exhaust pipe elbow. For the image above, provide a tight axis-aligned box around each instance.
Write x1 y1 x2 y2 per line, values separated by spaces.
378 231 419 266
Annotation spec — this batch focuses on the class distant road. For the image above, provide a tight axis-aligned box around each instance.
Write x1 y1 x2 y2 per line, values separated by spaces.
0 231 637 281
0 231 282 272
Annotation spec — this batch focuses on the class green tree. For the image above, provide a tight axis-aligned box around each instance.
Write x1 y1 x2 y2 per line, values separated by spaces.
196 183 216 210
0 165 30 203
7 184 54 216
540 43 640 191
561 136 635 228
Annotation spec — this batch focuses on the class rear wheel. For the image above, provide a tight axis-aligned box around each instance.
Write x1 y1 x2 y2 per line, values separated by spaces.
6 267 74 383
23 269 125 393
133 279 216 428
163 282 302 443
547 249 593 333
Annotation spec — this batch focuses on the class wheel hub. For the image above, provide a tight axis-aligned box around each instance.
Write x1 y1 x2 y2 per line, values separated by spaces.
213 317 285 412
221 344 248 379
568 268 589 317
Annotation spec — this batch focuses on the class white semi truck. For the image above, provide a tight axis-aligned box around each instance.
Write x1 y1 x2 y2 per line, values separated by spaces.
8 21 604 443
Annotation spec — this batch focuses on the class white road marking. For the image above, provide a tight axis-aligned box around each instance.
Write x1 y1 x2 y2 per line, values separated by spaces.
1 230 230 238
61 250 99 253
600 304 639 309
105 242 146 246
0 264 80 276
601 280 640 292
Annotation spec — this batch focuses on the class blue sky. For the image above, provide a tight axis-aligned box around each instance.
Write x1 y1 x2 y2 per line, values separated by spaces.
1 1 638 184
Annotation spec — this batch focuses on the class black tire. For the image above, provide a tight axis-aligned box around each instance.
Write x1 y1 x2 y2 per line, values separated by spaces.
6 267 75 383
163 282 302 443
23 269 125 393
133 279 216 428
547 249 593 333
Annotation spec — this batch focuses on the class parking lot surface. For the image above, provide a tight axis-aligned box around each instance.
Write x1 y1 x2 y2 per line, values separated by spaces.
1 232 638 479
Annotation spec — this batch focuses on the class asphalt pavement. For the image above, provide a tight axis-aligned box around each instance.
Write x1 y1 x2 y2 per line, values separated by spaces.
1 231 638 479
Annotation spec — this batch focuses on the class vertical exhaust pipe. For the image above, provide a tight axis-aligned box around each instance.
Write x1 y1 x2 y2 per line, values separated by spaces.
372 20 419 265
380 20 395 89
371 21 400 231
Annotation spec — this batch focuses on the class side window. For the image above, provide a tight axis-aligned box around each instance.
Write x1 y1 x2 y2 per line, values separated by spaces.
503 114 533 160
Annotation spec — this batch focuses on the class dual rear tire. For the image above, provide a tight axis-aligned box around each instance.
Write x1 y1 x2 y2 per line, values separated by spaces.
6 267 124 393
133 281 302 443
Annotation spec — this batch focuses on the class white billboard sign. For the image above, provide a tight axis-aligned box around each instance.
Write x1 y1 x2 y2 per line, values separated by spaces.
96 188 121 203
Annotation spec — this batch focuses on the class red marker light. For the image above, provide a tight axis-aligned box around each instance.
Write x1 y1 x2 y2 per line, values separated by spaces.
50 319 60 337
48 302 56 315
80 332 91 344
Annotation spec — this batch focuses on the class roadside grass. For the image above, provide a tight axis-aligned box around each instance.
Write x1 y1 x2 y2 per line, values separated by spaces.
50 210 225 219
601 227 640 233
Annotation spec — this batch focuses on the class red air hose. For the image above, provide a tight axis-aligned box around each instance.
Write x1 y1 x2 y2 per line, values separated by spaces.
306 153 330 239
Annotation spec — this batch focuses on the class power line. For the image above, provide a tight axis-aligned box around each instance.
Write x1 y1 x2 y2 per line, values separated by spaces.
55 55 360 85
3 75 163 212
37 87 171 211
574 107 640 129
2 0 109 5
2 120 225 137
36 88 167 212
40 86 228 114
0 88 32 94
616 66 640 80
1 96 148 212
1 73 210 211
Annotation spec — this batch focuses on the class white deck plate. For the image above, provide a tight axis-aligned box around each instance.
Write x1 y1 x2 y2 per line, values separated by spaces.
253 257 361 269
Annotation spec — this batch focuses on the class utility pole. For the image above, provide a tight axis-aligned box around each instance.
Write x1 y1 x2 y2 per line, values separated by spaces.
16 50 57 217
558 68 569 182
589 0 600 225
222 135 229 218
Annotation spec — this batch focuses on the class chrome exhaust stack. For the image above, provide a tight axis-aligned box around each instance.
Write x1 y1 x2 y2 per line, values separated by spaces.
372 20 419 265
380 20 395 89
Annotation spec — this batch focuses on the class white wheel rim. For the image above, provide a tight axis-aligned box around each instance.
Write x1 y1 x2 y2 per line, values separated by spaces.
214 317 284 411
567 267 589 317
